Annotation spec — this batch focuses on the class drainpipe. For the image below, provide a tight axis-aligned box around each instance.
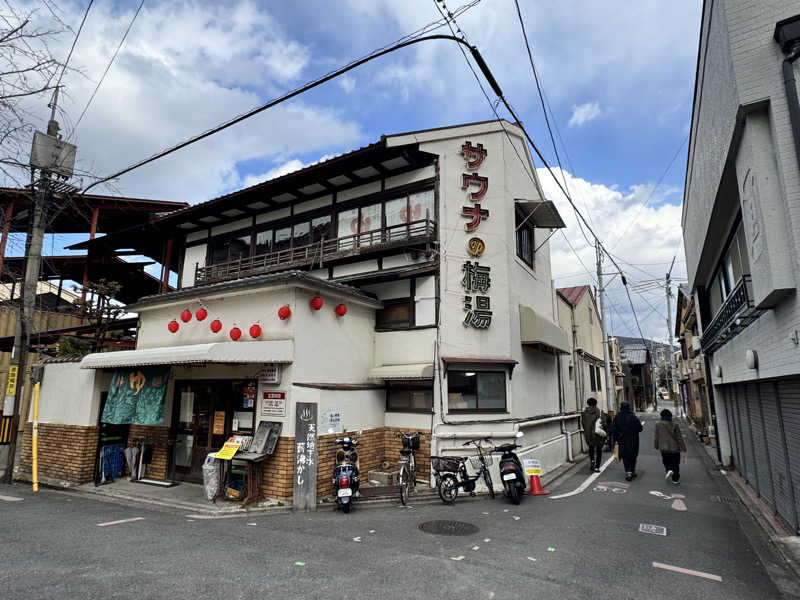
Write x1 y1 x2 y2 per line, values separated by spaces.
781 42 800 174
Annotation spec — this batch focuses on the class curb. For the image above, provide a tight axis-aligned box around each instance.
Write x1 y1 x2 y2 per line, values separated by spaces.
689 420 800 586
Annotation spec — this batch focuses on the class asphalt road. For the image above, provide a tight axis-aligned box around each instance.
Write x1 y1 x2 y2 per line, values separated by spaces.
1 413 798 600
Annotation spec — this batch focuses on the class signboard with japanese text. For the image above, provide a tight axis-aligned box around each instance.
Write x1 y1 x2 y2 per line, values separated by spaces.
261 391 286 417
293 402 318 511
215 441 241 461
213 411 226 435
459 141 493 329
321 408 342 433
524 458 542 476
259 364 282 385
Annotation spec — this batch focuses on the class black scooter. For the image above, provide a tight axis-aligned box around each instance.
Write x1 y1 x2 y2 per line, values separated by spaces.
332 435 360 513
495 431 526 505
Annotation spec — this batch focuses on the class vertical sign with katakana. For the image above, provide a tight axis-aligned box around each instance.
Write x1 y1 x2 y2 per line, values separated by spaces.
293 402 318 511
459 141 493 329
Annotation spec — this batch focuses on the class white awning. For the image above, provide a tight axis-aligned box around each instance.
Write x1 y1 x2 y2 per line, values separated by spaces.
368 363 434 380
80 340 294 369
519 305 571 355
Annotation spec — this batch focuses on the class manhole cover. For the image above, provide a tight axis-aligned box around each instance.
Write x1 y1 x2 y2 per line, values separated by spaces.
418 520 479 536
709 495 736 504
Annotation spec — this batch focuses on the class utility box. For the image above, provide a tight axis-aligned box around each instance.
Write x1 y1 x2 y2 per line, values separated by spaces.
30 131 76 178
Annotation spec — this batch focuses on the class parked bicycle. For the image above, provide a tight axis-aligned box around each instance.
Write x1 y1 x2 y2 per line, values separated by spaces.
431 437 495 504
396 431 424 506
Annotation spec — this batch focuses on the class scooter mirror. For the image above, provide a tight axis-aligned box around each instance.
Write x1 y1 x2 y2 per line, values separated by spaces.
515 431 524 438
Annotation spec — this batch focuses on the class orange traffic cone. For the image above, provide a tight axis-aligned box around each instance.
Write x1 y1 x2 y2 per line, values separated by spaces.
528 475 550 496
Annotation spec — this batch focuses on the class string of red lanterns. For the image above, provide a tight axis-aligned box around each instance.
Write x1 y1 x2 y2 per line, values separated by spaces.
168 299 347 334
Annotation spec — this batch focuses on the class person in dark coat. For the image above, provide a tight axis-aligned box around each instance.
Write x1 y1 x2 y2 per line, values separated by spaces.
613 402 643 481
654 408 685 484
580 397 605 472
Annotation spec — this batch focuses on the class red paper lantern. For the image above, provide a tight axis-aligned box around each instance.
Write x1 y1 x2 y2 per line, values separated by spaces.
210 319 222 333
230 327 242 341
278 305 292 320
310 296 323 311
335 303 348 317
180 309 192 323
249 324 262 339
195 308 208 321
168 320 179 333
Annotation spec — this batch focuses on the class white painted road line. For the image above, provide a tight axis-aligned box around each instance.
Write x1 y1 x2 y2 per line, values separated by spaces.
549 456 615 499
0 494 24 502
652 562 722 582
97 517 145 527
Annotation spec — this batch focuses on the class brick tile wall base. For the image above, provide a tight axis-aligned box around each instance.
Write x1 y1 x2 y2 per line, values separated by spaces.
260 426 433 503
18 422 99 485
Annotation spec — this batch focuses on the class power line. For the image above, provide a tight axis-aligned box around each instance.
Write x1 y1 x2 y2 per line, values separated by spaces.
52 0 94 97
79 3 485 196
609 134 688 249
71 0 145 137
512 0 596 248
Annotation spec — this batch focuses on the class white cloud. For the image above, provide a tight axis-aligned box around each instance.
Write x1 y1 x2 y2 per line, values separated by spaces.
568 102 602 126
241 159 305 188
339 75 356 93
7 1 364 204
540 167 686 339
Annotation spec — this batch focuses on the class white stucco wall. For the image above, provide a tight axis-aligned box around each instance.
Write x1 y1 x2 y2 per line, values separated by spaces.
35 362 110 426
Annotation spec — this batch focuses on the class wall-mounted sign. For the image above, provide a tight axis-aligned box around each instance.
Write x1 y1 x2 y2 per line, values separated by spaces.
458 140 493 329
261 391 287 417
5 365 18 397
259 364 282 385
467 237 485 257
243 382 256 408
213 410 226 435
321 408 342 433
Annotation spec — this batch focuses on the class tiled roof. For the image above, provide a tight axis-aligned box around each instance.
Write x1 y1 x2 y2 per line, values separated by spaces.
557 285 590 307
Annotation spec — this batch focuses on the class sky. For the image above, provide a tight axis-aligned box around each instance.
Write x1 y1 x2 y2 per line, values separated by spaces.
4 0 702 339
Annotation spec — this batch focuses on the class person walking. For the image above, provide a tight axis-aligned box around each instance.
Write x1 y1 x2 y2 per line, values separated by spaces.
613 402 643 481
654 408 685 484
581 397 606 473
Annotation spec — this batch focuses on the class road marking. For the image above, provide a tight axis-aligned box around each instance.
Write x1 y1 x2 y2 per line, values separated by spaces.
549 456 615 499
650 490 671 500
97 517 145 527
671 499 687 511
0 494 23 502
652 561 722 582
451 556 465 561
639 523 667 536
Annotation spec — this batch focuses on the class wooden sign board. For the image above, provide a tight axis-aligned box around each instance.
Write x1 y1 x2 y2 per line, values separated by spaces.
213 410 226 435
293 402 317 511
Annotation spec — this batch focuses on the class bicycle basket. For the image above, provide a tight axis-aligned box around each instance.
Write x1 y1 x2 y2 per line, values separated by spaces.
469 454 493 470
402 435 420 451
431 456 461 473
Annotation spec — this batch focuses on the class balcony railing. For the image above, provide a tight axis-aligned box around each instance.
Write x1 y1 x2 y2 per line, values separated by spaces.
194 218 436 286
701 275 763 354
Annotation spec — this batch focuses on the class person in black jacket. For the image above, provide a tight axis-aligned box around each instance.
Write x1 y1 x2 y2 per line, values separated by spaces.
613 402 643 481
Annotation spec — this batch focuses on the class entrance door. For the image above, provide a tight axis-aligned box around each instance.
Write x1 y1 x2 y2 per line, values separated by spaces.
172 380 256 482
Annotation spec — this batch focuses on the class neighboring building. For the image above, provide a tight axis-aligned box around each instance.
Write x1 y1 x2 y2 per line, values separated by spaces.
556 285 608 412
607 336 625 411
618 340 653 411
19 120 584 500
675 284 712 435
683 2 800 532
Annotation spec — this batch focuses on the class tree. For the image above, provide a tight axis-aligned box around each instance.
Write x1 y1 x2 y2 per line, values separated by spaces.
1 4 65 185
70 279 127 353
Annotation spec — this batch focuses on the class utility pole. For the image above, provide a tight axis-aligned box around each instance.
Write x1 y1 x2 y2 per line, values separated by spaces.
665 256 681 417
596 244 616 412
2 89 71 483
